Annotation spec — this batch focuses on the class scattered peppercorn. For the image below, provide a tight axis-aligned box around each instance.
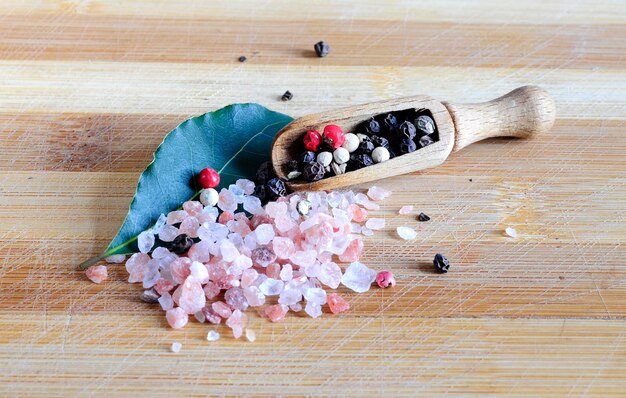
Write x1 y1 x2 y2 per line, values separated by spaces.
300 151 316 165
255 161 275 184
252 184 267 202
303 130 322 152
399 137 417 154
398 121 417 139
357 140 375 155
266 178 287 199
370 135 390 149
415 115 435 135
314 41 330 57
170 234 194 254
417 212 430 222
433 253 450 273
197 167 220 189
281 91 293 101
383 113 398 131
140 288 160 303
366 118 381 134
303 161 325 182
419 135 434 148
354 154 374 169
238 55 247 62
322 124 345 149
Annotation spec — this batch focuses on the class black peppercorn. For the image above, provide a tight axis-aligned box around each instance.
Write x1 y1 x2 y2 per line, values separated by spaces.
281 90 293 101
314 41 330 57
398 137 417 154
303 161 325 182
357 140 375 154
370 135 390 149
238 55 247 62
398 121 417 139
433 253 450 273
383 113 398 131
415 115 436 135
170 234 194 254
255 161 275 184
417 212 430 222
365 118 381 135
286 160 299 172
419 135 434 148
252 184 267 202
355 154 374 168
266 177 287 199
300 151 316 165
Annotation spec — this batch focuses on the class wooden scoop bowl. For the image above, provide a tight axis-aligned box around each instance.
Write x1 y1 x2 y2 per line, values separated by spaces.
272 85 555 191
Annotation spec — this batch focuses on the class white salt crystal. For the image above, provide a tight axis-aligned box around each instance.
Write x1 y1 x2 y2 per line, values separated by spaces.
367 186 392 201
206 330 220 342
105 254 126 264
138 231 155 253
361 227 373 236
255 224 275 245
217 188 238 212
290 302 303 312
171 342 182 353
220 240 239 262
236 179 256 195
398 205 413 215
245 329 256 342
396 226 417 240
158 292 174 311
151 214 167 235
279 264 293 281
278 287 302 305
259 278 284 296
351 223 362 234
228 184 245 203
304 287 327 305
158 224 179 242
190 261 209 284
365 218 386 230
505 227 518 238
243 195 262 213
151 246 171 259
318 261 342 289
304 302 322 318
341 262 377 293
194 310 206 323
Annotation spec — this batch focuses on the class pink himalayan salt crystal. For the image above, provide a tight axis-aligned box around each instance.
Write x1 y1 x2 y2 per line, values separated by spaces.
105 254 125 264
154 278 175 295
317 261 342 289
183 200 203 217
272 237 296 259
376 271 396 288
236 178 256 195
85 265 108 284
225 287 249 311
170 257 192 284
167 210 187 225
166 307 188 329
327 293 350 314
241 268 259 289
203 281 220 300
290 250 317 268
266 263 281 279
338 237 364 263
251 246 276 267
348 204 368 223
220 240 239 262
125 253 150 283
159 292 174 311
218 211 235 224
200 306 222 324
367 186 392 201
305 302 322 318
188 241 210 263
399 205 413 215
218 188 238 212
265 304 288 323
275 214 296 233
265 201 288 219
243 286 265 307
341 261 377 293
190 261 209 284
254 223 275 245
365 218 386 230
212 301 232 318
177 276 206 314
198 207 219 224
279 264 293 281
179 217 199 238
226 309 248 339
158 224 179 242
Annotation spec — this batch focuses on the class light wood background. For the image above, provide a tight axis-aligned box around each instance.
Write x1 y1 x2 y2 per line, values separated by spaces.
0 1 625 396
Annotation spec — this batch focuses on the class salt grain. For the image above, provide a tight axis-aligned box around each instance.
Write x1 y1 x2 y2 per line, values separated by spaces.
505 227 518 238
138 230 155 253
396 226 417 240
365 218 385 230
206 330 220 342
171 342 182 353
398 205 413 215
245 329 256 342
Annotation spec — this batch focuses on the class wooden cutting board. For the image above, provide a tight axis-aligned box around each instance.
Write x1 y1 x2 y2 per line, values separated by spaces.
0 1 625 396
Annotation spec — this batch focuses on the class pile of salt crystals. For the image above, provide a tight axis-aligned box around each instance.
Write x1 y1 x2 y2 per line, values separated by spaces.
98 180 392 339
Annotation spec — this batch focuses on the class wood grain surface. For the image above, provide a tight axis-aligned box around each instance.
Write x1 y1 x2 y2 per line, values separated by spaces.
1 1 625 396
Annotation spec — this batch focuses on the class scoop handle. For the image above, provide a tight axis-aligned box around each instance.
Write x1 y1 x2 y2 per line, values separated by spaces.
442 85 556 152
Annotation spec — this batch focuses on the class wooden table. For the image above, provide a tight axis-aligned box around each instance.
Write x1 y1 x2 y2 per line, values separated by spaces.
1 1 625 396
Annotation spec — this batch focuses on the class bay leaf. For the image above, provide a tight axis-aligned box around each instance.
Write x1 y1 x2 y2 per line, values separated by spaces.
80 103 292 269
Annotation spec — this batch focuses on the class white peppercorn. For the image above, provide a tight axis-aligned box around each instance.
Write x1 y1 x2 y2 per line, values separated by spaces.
333 147 350 164
199 188 219 207
356 133 370 143
316 151 333 167
371 146 390 163
342 133 360 153
331 161 347 175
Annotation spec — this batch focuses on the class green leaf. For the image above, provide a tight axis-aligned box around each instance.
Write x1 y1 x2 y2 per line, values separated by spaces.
80 103 293 269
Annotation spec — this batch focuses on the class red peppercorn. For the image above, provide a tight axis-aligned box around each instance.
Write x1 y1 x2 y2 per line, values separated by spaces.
197 167 220 189
323 124 345 149
303 130 322 152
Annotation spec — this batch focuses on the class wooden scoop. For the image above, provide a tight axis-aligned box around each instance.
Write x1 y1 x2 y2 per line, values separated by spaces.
272 85 556 191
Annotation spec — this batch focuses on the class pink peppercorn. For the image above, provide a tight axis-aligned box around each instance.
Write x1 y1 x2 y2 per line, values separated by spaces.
376 271 396 288
322 124 345 149
303 130 322 152
197 167 220 189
